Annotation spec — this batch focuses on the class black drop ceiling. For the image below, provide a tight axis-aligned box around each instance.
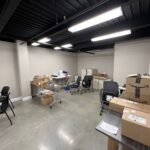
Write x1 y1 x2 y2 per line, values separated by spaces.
0 0 150 52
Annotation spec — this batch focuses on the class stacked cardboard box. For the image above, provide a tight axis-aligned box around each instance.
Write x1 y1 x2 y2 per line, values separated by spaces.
122 108 150 147
109 97 150 114
109 97 150 147
125 75 150 104
32 75 51 88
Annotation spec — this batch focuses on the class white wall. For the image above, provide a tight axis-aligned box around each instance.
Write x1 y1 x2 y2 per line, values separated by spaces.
28 46 78 80
77 49 114 78
16 41 31 98
0 41 78 98
0 41 20 98
114 38 150 86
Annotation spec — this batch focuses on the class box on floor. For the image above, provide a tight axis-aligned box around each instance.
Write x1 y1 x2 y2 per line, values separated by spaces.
41 91 54 105
122 108 150 147
125 75 150 104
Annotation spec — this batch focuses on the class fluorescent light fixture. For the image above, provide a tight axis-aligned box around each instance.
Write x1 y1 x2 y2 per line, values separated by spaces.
61 43 73 48
38 37 51 43
91 29 131 42
54 46 61 50
68 6 123 33
31 42 40 46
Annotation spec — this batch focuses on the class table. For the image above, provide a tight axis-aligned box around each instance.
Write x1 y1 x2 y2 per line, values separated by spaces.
96 111 150 150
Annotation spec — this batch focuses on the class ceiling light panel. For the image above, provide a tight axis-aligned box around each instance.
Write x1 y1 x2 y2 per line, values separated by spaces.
54 46 61 50
31 42 40 46
38 37 51 43
61 43 73 48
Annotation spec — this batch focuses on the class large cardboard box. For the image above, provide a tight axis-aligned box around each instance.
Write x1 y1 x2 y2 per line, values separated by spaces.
32 75 51 88
122 108 150 147
125 75 150 104
33 75 44 87
109 97 150 114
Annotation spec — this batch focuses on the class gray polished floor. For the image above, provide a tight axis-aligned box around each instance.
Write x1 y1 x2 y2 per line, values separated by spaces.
0 91 107 150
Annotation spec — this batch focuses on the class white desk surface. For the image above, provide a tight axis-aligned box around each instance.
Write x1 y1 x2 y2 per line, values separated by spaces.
119 87 126 90
52 75 71 79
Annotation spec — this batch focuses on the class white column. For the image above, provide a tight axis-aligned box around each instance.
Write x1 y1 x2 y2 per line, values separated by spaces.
16 40 31 100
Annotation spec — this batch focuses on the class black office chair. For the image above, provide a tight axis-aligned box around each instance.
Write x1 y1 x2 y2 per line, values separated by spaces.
81 75 93 93
99 81 119 115
69 76 81 95
1 86 14 108
0 96 14 125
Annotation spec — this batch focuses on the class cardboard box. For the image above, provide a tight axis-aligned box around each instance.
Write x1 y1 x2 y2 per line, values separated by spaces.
109 97 150 114
122 108 150 147
125 75 150 104
41 92 54 105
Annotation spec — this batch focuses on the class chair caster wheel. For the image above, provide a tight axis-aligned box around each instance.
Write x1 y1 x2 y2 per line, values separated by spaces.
60 101 62 104
50 106 52 109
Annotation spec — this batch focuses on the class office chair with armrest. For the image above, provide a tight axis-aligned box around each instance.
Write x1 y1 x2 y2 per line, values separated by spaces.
81 75 93 93
99 81 119 115
0 96 14 125
69 76 81 95
1 86 14 109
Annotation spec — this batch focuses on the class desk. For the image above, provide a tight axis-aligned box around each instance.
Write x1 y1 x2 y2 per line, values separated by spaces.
96 111 150 150
93 76 111 89
52 75 71 85
119 87 126 95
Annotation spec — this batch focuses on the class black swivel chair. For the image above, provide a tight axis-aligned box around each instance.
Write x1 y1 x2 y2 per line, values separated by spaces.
69 76 81 95
81 75 93 93
0 96 14 125
1 86 14 108
99 81 119 115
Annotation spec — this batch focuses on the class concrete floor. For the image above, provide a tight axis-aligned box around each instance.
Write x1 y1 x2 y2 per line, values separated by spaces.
0 91 107 150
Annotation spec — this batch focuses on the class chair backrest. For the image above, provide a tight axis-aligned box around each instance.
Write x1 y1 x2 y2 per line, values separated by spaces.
1 86 10 96
76 76 81 86
82 75 93 88
0 97 9 113
103 81 119 96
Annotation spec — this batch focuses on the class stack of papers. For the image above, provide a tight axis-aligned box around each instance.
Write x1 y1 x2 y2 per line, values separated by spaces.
99 121 118 135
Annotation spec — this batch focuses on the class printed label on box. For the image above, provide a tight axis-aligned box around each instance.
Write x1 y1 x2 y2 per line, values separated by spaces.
128 114 146 125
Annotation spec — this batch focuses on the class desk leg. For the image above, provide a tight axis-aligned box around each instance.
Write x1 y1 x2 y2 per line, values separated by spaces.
108 137 118 150
122 146 131 150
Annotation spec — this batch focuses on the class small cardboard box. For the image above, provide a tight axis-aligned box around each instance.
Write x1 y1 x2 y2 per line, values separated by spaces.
41 92 54 105
122 108 150 147
125 75 150 104
109 97 150 114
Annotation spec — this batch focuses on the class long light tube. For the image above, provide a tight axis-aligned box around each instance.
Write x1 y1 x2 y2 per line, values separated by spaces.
91 29 131 42
68 7 123 33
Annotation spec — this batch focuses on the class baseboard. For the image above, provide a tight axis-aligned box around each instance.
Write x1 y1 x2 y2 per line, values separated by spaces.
23 96 32 101
11 97 22 102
